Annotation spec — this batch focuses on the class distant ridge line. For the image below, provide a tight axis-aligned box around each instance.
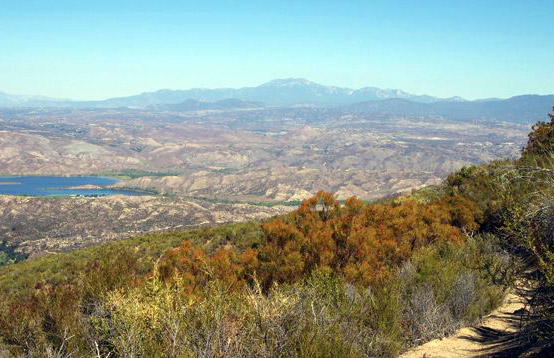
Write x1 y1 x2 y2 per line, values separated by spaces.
1 79 553 125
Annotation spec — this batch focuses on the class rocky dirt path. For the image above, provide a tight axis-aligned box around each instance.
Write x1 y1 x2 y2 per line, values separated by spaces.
401 287 528 358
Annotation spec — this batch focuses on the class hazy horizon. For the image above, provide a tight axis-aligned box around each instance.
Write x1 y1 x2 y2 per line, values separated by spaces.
2 77 552 103
2 0 553 100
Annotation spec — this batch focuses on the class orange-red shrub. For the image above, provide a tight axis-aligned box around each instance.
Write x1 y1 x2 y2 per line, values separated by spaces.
158 191 480 293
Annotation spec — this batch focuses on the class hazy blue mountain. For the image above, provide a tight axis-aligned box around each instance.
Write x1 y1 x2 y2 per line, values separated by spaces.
346 94 554 124
0 80 552 124
151 98 264 111
76 78 443 107
0 92 68 107
0 79 464 108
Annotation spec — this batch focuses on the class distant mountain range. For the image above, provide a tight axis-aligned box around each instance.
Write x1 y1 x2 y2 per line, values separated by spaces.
0 92 68 107
1 78 553 123
0 78 467 108
151 98 265 111
346 95 554 123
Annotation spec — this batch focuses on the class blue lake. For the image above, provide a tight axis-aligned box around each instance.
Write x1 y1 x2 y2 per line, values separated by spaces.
0 176 145 197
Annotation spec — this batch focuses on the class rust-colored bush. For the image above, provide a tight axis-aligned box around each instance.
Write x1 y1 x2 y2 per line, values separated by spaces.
158 191 479 292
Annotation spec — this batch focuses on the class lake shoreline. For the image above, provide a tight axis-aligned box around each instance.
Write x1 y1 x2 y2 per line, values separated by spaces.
0 176 147 197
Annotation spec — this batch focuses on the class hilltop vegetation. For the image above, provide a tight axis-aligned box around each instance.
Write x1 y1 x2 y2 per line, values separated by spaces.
0 187 514 356
1 108 554 356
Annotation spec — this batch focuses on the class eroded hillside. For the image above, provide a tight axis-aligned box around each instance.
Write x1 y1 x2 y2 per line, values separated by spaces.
0 195 292 258
0 107 528 201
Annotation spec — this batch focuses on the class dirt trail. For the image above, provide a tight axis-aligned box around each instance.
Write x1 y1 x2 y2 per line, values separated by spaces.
401 288 527 358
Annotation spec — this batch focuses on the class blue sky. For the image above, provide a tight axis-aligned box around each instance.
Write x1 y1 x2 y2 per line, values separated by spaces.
1 0 553 100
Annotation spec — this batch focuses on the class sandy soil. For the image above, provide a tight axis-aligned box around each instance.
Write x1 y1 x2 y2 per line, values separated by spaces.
401 288 527 358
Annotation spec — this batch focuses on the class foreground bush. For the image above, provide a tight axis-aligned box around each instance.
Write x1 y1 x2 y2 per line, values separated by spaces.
0 229 511 357
91 238 510 357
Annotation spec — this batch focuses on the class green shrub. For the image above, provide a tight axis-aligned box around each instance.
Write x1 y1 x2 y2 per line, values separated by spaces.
0 241 27 266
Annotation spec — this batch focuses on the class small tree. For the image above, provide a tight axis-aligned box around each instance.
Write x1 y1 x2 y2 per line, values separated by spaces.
522 106 554 157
